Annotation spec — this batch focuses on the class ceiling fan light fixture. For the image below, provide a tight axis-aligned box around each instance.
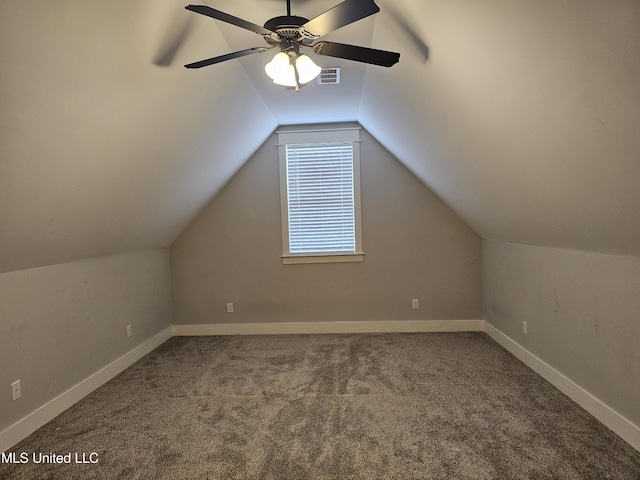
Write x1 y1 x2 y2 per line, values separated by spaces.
265 51 321 88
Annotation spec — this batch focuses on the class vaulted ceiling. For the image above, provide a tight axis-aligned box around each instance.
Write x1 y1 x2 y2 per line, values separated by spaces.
1 0 639 272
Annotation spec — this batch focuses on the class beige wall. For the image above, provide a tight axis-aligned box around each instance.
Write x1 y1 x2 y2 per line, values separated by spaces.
483 239 640 427
0 249 172 433
171 125 483 325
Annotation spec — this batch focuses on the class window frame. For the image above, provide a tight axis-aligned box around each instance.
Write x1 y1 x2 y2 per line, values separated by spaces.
277 127 364 264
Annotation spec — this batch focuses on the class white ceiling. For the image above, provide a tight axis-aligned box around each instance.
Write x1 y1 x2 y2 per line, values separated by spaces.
1 0 639 272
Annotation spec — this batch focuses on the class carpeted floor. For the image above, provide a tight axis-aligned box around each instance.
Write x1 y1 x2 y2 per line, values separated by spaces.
1 332 639 479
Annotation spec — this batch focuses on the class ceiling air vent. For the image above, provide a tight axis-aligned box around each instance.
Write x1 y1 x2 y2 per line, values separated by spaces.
317 67 341 85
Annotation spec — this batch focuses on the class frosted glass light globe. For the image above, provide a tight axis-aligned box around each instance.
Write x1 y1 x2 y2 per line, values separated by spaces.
265 52 296 87
295 54 322 84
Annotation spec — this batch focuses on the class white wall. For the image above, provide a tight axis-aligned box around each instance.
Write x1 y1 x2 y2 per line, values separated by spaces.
483 239 640 428
171 125 483 326
0 249 172 437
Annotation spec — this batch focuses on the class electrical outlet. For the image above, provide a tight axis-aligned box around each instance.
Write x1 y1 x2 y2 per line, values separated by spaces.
11 380 21 401
127 325 132 338
522 321 528 335
226 303 234 313
412 299 420 310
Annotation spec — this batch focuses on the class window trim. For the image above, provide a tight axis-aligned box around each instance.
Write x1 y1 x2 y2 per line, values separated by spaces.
277 127 364 264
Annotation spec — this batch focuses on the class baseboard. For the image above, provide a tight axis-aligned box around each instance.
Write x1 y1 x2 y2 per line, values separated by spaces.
484 322 640 452
6 321 637 455
172 319 484 336
0 326 173 453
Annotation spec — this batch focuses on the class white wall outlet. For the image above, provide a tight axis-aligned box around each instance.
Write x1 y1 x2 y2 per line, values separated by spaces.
127 325 132 338
11 380 21 401
522 321 528 335
412 299 420 310
226 303 234 313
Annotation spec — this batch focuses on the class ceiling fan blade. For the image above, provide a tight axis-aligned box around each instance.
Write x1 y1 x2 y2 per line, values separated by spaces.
312 41 399 67
185 47 271 69
154 15 195 66
301 0 380 38
385 4 429 62
185 5 275 36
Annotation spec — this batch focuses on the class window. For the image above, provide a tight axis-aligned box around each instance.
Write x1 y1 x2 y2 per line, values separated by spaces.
278 127 363 264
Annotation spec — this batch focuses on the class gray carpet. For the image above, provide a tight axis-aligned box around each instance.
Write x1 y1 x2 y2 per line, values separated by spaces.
1 332 639 479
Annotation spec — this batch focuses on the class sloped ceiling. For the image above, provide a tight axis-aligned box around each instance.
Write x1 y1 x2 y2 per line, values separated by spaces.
362 0 640 255
0 0 277 272
1 0 639 272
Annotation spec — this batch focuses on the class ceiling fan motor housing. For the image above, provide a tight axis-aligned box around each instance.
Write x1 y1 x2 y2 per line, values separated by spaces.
263 16 315 46
264 15 309 32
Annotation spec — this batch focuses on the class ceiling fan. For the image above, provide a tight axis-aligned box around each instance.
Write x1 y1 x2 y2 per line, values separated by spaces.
184 0 400 90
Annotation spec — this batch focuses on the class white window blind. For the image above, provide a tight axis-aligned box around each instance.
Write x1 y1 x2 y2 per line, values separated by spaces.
277 126 363 264
286 143 355 254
